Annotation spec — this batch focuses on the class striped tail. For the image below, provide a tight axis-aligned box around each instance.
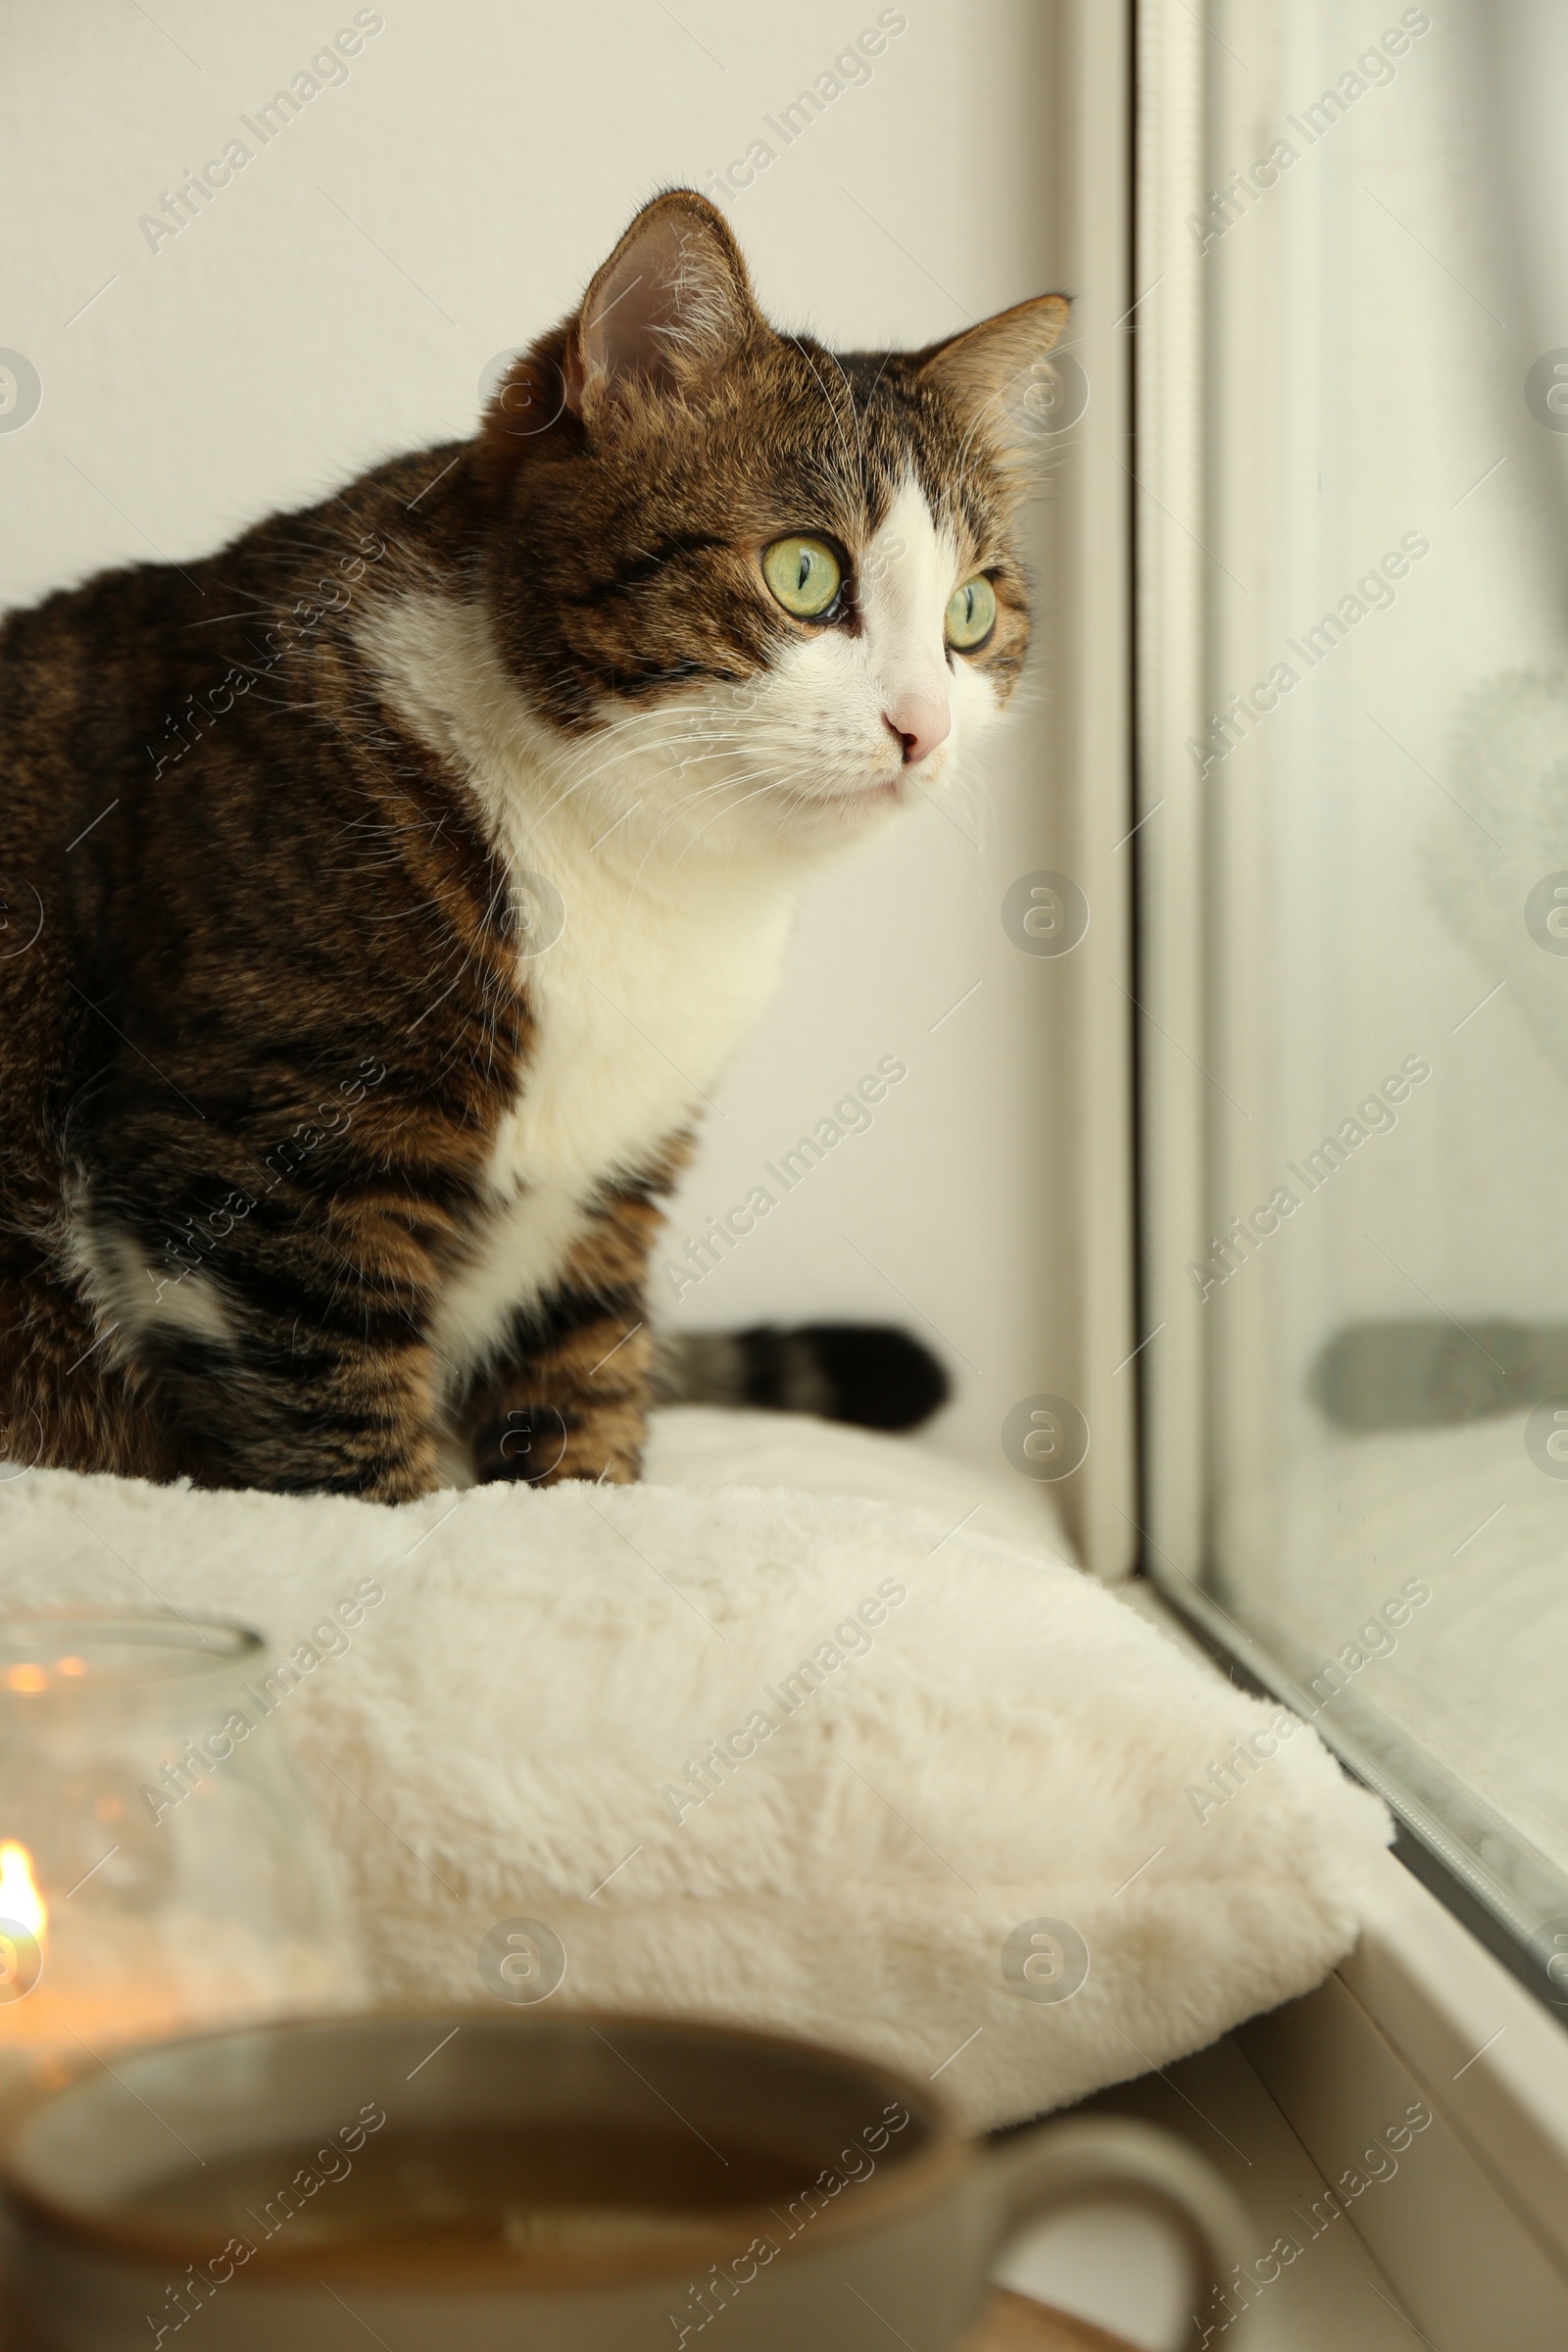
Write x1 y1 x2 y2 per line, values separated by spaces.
654 1324 949 1432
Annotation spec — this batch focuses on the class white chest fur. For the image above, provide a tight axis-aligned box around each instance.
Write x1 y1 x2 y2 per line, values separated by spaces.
360 592 800 1390
429 837 794 1384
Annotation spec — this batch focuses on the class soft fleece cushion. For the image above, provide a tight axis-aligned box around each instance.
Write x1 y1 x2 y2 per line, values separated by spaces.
0 1425 1389 2128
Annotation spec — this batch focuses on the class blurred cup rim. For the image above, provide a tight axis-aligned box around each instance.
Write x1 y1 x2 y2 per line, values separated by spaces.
0 2004 969 2290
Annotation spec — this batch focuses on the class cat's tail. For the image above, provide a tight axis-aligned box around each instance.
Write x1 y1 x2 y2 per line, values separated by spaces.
653 1325 949 1432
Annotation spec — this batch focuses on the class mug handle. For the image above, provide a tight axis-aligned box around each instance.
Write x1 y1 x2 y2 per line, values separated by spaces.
979 2115 1274 2350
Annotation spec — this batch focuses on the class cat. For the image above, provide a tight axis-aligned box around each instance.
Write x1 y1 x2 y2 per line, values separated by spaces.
0 189 1067 1498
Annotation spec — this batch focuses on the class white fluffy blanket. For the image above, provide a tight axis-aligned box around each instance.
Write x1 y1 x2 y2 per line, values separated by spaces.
0 1413 1390 2128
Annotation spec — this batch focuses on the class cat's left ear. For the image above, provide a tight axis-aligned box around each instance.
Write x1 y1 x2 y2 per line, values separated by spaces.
564 190 761 425
916 293 1073 455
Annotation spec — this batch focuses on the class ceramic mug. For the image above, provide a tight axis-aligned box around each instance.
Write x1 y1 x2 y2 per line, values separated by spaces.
0 2010 1268 2350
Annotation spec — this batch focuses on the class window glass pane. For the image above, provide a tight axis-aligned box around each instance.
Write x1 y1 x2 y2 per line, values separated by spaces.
1142 0 1568 1978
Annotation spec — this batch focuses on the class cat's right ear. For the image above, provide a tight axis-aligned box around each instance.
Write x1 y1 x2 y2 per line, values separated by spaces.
563 190 760 424
475 193 759 490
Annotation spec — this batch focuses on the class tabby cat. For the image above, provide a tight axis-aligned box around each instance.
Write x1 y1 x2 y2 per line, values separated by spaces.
0 190 1066 1497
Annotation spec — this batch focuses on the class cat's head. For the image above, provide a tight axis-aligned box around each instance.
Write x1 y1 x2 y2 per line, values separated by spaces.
476 190 1068 862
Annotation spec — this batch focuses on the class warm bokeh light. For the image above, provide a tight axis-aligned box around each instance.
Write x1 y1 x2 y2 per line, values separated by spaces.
0 1842 45 1941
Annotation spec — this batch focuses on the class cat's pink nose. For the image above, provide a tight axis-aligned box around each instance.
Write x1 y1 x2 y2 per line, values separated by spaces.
884 691 951 766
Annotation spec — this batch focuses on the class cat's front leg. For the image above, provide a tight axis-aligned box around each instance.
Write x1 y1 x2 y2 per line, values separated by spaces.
465 1303 654 1487
128 1193 448 1501
461 1190 663 1487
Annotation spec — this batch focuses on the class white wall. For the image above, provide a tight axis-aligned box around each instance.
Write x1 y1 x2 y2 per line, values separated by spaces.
2 1 1129 1547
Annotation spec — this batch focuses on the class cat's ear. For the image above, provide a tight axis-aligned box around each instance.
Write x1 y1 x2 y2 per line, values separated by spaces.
916 294 1073 456
564 191 760 424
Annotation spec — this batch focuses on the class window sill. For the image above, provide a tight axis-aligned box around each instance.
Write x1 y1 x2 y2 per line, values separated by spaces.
1120 1579 1568 2345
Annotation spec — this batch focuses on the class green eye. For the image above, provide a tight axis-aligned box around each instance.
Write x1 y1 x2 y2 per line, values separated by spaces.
945 574 998 651
762 535 843 619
